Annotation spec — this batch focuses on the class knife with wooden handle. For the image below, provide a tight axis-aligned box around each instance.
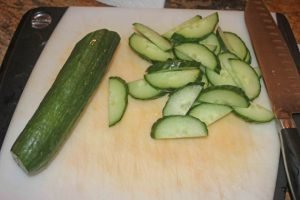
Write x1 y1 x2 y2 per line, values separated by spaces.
244 0 300 199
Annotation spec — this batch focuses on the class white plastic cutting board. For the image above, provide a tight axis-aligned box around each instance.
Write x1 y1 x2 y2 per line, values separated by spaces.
0 7 280 200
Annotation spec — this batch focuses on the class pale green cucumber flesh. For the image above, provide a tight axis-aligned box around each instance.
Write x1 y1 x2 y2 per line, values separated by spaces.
174 49 194 61
133 23 172 51
199 33 221 55
175 43 219 71
129 33 174 62
233 102 274 123
206 68 236 86
197 85 249 107
163 84 202 116
218 30 248 60
145 69 201 89
128 79 164 100
163 15 202 39
151 115 208 139
188 103 232 126
174 12 219 40
218 52 241 86
109 77 128 126
229 59 261 100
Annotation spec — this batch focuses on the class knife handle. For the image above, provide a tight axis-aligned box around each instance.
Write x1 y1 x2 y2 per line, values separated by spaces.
280 128 300 200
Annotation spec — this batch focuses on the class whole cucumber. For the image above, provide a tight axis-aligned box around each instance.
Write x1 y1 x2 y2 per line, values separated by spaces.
11 29 120 175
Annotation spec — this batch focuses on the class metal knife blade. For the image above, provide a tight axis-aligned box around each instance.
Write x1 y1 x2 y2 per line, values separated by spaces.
244 0 300 199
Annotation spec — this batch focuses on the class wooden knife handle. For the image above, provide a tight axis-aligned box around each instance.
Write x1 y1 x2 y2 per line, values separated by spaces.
280 128 300 200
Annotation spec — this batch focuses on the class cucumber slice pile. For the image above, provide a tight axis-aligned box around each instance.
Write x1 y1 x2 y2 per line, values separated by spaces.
108 11 274 139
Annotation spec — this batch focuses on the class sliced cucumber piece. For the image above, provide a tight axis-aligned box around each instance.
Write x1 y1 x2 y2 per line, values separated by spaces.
163 84 202 116
206 68 236 86
129 33 174 62
175 43 219 71
163 15 202 39
128 79 165 100
108 77 128 126
203 44 217 53
217 28 248 60
233 102 274 123
224 32 249 60
173 12 219 41
218 52 241 85
188 103 232 126
197 85 250 107
146 59 200 73
199 33 221 55
133 23 172 51
174 49 193 61
229 59 261 100
151 115 208 139
145 69 201 89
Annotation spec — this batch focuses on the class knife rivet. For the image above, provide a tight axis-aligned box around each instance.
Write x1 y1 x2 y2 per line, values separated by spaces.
31 11 52 29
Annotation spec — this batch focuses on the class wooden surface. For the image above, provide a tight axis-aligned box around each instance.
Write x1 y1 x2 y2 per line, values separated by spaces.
0 7 280 200
0 0 299 65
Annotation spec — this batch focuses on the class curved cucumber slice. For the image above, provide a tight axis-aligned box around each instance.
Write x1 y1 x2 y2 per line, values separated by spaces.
218 52 241 85
217 28 248 60
133 23 172 51
128 79 164 100
199 33 221 55
108 77 128 127
163 84 202 116
224 32 248 60
145 69 201 89
163 15 202 39
189 103 232 126
129 33 174 62
229 59 261 100
151 115 208 139
174 49 193 61
175 43 219 71
206 68 236 86
197 85 250 107
233 102 274 123
173 12 219 41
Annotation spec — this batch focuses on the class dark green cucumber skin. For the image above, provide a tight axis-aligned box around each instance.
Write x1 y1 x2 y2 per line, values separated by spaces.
11 29 120 175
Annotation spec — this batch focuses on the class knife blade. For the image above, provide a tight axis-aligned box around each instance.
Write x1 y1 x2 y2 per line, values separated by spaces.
244 0 300 199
